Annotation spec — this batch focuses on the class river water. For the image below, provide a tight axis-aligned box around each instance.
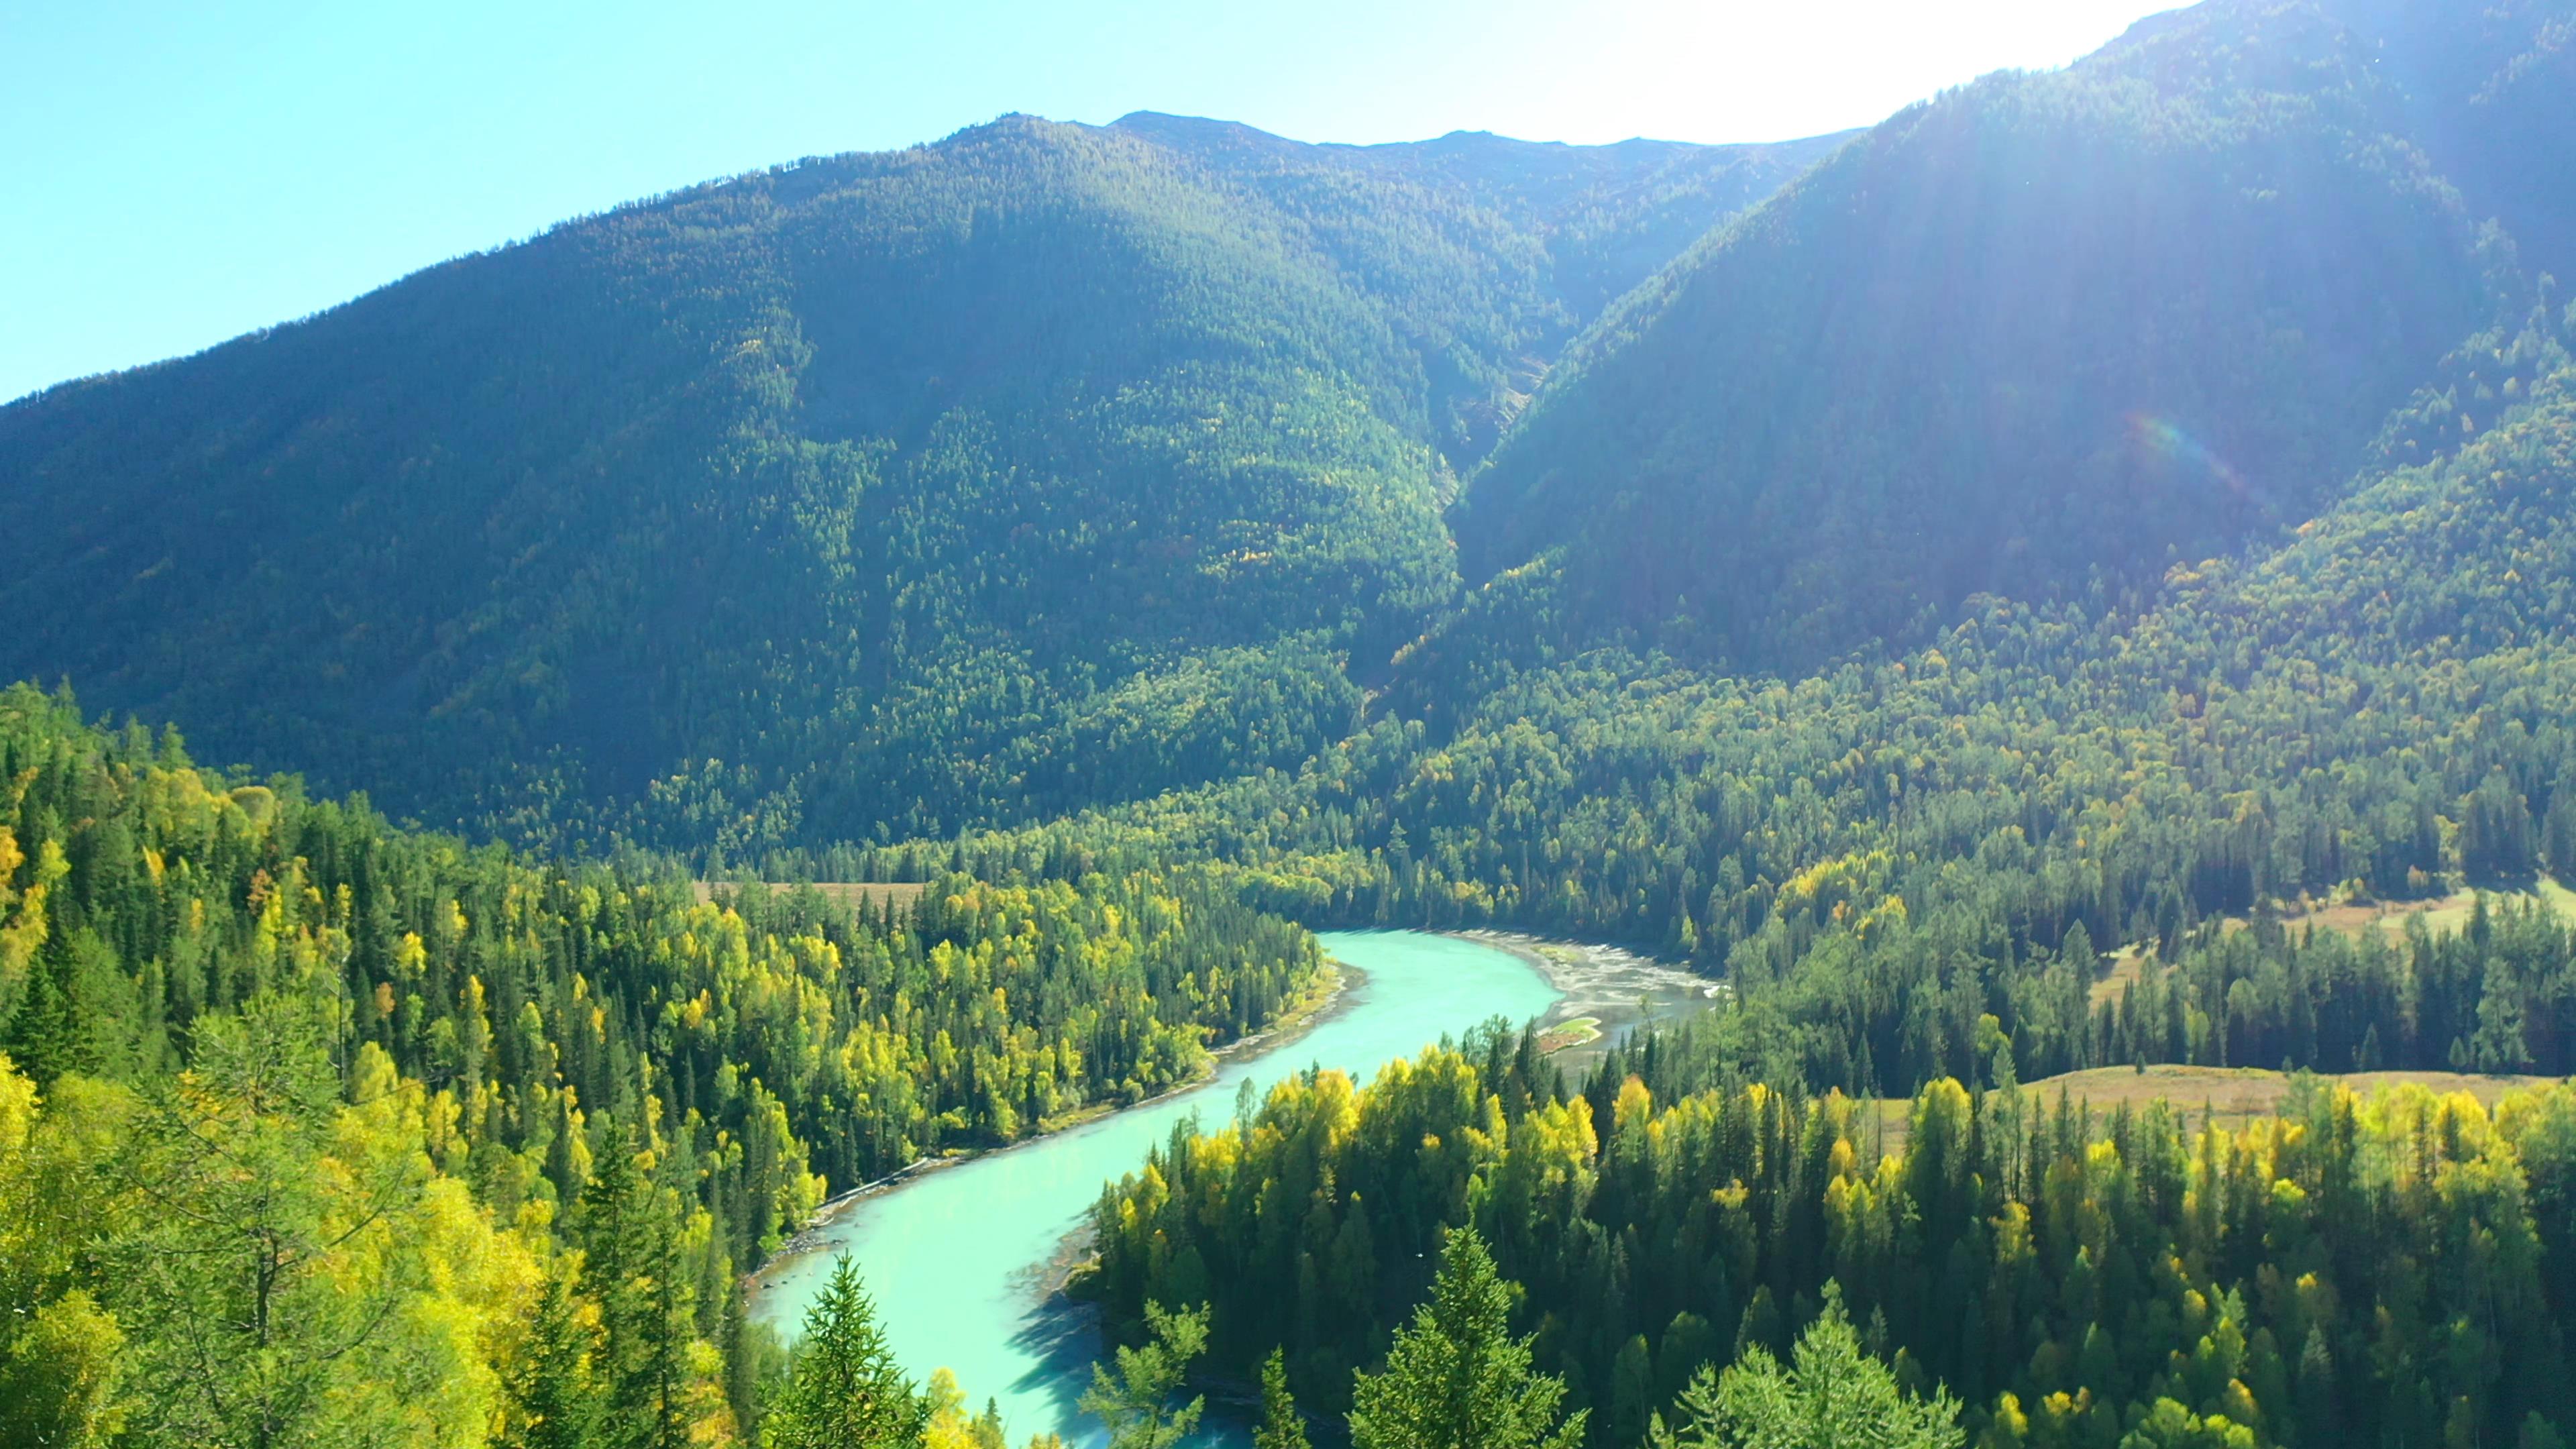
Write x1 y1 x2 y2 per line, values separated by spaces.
747 929 1564 1445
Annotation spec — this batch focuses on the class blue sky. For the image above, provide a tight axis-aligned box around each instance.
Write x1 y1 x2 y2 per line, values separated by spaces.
1 0 2179 403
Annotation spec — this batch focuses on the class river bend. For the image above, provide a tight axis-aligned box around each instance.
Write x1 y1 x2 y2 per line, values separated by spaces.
748 930 1562 1445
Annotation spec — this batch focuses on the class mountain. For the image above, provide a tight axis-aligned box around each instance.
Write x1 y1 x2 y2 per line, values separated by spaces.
0 116 1835 853
1438 0 2571 687
13 0 2576 1445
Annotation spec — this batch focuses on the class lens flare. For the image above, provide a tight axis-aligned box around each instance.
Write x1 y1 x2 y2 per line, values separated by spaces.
2129 413 2255 501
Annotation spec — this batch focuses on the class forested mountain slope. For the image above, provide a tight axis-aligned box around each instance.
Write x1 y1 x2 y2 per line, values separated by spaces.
883 290 2576 1093
8 0 2576 1442
1442 0 2568 682
1108 113 1852 449
0 117 1822 854
2318 0 2576 280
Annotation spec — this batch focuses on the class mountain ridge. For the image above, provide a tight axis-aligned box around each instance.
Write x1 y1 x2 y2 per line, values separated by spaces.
1436 0 2553 690
0 111 1829 851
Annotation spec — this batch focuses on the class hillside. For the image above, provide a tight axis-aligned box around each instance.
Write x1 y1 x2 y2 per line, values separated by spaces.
897 289 2576 1094
1439 0 2569 684
0 117 1826 855
9 0 2576 1442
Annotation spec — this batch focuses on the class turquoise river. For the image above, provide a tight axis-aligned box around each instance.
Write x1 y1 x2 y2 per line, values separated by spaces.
747 929 1567 1445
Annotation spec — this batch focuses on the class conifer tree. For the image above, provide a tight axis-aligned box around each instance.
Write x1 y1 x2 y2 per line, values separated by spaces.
576 1126 695 1449
1648 1285 1962 1449
1346 1228 1585 1449
1254 1349 1311 1449
502 1263 602 1449
1079 1301 1208 1449
763 1256 925 1449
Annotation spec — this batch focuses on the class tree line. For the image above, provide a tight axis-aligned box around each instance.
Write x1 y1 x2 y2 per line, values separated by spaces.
1087 1026 2576 1448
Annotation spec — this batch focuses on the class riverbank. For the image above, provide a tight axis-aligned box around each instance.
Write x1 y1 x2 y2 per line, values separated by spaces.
758 953 1360 1270
742 930 1564 1442
1446 928 1722 1075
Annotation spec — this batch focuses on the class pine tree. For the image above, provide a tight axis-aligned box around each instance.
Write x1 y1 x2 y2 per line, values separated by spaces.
763 1256 924 1449
503 1263 602 1449
1346 1228 1585 1449
1254 1349 1311 1449
577 1126 694 1449
1647 1285 1962 1449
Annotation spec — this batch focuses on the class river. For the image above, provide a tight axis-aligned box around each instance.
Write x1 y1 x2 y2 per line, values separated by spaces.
747 929 1654 1444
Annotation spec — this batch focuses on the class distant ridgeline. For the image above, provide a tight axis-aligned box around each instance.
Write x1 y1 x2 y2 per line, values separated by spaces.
0 112 1839 853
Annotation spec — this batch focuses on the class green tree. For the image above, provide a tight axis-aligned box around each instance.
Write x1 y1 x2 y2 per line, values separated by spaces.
0 1289 125 1449
1254 1348 1312 1449
1346 1228 1585 1449
1648 1286 1962 1449
576 1127 698 1449
1079 1301 1209 1449
107 995 415 1449
502 1262 602 1449
2115 1399 2255 1449
1610 1334 1656 1447
763 1256 925 1449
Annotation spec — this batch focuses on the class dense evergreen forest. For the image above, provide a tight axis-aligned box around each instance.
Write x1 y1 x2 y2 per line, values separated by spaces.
8 0 2576 1444
0 685 1320 1444
1089 1035 2576 1448
788 297 2576 1105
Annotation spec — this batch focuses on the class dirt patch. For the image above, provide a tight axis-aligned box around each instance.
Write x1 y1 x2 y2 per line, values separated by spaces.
2275 890 2477 941
1535 1017 1603 1055
2267 875 2576 942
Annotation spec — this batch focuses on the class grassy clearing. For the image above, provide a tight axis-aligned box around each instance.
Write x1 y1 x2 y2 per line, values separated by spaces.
2269 875 2576 943
1536 1016 1603 1055
2089 947 2155 1010
2275 890 2477 938
1865 1064 2563 1156
2092 876 2576 1011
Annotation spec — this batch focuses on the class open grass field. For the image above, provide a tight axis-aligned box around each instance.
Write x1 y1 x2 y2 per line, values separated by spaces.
2089 946 2155 1010
2091 876 2576 1009
2273 874 2576 941
1864 1063 2565 1156
690 881 932 912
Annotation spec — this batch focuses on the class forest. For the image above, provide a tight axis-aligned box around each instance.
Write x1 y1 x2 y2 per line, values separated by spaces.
6 0 2576 1444
1088 1033 2576 1448
0 684 1322 1444
758 294 2576 1110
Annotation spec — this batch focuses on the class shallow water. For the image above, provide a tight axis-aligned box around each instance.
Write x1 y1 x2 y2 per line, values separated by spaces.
747 929 1564 1446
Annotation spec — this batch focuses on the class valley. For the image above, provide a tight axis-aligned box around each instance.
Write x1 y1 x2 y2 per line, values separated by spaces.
6 1 2576 1445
